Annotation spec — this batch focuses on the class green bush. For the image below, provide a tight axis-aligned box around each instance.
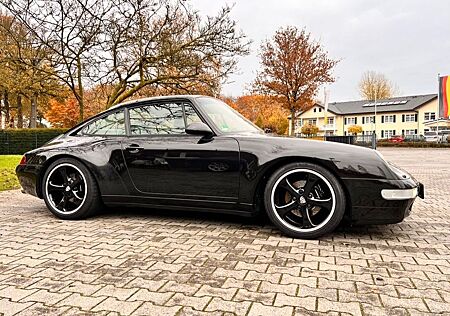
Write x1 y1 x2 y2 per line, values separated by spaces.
0 128 68 155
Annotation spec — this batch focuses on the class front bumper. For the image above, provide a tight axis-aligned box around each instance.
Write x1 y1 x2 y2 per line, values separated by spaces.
381 182 424 200
343 176 424 226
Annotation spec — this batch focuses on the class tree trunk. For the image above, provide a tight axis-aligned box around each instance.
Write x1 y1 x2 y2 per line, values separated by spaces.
77 56 84 122
4 90 10 127
290 108 296 136
17 94 23 128
30 93 38 128
0 91 3 129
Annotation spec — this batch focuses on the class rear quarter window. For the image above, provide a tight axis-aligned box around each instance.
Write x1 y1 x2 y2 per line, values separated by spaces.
81 110 126 136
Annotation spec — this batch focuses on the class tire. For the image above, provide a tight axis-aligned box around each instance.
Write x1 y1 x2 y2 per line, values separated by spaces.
42 158 101 220
264 162 346 239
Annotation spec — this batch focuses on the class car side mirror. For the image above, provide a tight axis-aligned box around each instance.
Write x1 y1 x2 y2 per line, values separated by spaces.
185 122 213 137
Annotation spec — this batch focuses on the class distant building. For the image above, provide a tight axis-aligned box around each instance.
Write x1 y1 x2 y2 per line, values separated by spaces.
293 94 450 138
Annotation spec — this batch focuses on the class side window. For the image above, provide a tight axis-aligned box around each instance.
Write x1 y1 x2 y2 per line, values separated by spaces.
129 102 203 135
82 111 125 135
129 102 183 135
184 104 202 126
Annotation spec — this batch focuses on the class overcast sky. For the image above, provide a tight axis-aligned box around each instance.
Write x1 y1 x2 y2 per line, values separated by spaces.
190 0 450 102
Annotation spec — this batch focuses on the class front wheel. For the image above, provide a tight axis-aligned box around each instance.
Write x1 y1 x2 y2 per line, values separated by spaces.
42 158 100 220
264 162 346 239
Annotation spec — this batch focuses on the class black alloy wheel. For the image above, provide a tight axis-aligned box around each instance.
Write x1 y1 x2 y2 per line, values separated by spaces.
43 158 101 219
264 162 346 238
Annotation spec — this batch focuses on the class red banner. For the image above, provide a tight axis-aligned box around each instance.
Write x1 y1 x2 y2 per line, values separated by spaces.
439 75 450 118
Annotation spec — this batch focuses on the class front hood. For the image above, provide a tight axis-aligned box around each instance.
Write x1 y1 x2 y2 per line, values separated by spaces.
231 133 402 180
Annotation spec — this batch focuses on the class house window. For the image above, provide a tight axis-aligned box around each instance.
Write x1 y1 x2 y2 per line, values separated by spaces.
363 116 374 124
308 119 317 125
404 114 416 122
383 130 395 138
314 108 316 113
424 112 436 121
382 115 395 123
345 117 357 125
404 129 416 135
319 108 322 112
326 117 334 125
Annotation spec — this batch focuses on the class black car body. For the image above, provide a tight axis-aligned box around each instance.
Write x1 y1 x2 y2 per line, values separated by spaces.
16 95 424 238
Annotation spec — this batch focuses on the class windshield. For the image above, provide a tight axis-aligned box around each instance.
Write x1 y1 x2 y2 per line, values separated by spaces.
424 131 437 136
196 97 263 134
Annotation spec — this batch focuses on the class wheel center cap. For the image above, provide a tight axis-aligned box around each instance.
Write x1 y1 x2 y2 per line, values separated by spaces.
65 186 71 192
298 196 306 205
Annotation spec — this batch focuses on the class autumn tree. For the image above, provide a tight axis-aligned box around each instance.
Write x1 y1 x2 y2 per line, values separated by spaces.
358 71 397 100
225 95 288 134
348 125 363 135
2 0 111 122
301 124 319 137
2 0 249 123
0 13 65 128
45 89 104 128
254 26 338 136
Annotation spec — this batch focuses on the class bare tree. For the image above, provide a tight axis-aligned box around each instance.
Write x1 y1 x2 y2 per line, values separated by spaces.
253 26 338 136
358 71 397 100
1 0 111 122
102 0 250 106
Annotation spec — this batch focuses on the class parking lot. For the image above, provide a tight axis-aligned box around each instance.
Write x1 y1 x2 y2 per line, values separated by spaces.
0 148 449 316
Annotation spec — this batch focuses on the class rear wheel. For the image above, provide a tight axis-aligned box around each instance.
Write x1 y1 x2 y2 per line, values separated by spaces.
264 162 346 239
42 158 100 219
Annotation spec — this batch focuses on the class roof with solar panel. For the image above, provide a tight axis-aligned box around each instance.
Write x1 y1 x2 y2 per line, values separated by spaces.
315 94 437 115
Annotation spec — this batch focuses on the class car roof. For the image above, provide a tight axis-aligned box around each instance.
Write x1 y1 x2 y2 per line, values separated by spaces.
109 94 208 109
65 95 213 135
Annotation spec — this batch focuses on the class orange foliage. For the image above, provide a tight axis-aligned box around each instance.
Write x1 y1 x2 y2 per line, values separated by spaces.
45 98 80 128
224 95 289 135
45 94 105 128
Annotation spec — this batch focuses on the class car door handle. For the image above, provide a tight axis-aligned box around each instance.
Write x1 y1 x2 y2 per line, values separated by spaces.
126 145 143 154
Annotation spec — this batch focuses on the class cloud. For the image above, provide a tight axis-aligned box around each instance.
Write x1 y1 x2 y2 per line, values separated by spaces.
190 0 450 101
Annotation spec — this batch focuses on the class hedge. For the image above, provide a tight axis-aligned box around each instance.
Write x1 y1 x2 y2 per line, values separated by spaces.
0 128 68 155
377 141 450 148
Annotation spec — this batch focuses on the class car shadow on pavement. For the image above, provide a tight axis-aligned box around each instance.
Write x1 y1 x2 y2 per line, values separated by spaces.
95 205 398 240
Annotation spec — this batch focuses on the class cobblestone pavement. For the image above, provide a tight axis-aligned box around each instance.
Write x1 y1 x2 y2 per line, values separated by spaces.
0 148 449 316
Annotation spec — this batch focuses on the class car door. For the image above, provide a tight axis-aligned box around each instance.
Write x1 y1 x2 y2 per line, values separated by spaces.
121 100 240 209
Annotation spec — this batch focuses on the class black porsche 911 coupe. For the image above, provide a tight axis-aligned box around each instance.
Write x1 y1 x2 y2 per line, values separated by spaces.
16 95 424 238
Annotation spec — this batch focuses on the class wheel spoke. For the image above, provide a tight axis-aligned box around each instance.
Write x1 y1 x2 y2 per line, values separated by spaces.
58 167 68 184
303 173 319 195
275 201 297 217
72 190 84 200
70 177 83 189
299 206 315 228
279 177 300 198
56 196 65 210
48 182 64 192
308 197 332 210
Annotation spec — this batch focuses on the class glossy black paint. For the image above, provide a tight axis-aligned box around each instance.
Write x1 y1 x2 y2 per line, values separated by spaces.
16 95 422 224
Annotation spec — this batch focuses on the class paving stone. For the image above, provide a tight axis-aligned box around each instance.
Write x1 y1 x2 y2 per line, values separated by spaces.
131 302 181 316
0 148 449 315
57 293 107 310
248 302 294 316
204 297 251 314
91 297 142 315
